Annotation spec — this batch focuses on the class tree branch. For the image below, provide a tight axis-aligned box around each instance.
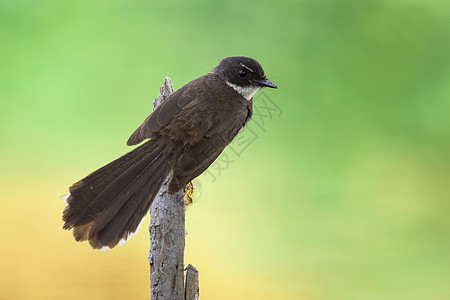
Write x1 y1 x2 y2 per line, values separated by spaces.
148 77 199 300
185 264 199 300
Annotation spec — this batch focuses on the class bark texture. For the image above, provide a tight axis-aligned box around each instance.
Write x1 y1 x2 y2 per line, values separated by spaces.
185 264 199 300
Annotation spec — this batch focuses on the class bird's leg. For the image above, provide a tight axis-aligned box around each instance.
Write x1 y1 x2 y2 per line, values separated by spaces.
183 181 195 237
183 181 195 210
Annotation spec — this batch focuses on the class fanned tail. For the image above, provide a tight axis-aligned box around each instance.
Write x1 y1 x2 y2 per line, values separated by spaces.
63 139 173 250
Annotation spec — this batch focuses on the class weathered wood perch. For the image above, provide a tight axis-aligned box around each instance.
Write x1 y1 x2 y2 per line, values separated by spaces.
148 77 200 300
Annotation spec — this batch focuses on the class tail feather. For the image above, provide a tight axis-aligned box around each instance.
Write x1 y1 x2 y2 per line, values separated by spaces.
64 142 151 227
88 152 169 248
89 174 166 249
63 139 173 249
74 150 164 228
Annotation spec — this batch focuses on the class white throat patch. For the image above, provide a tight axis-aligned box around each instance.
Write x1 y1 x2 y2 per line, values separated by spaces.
226 81 260 101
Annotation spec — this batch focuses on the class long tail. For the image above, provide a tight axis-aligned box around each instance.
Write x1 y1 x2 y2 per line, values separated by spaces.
63 140 173 250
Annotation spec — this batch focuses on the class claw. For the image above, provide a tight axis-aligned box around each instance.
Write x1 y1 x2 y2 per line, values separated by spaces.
183 182 195 210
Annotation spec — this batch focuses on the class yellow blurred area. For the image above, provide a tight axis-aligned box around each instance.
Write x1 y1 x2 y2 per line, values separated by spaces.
0 176 302 299
0 178 146 299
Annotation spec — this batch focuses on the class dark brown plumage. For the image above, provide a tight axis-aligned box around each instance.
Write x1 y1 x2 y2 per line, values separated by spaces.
62 56 277 249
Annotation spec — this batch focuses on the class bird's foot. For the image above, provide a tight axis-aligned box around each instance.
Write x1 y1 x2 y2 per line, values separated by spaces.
183 181 194 210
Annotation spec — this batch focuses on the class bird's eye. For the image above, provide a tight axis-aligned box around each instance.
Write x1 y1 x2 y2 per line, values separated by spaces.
238 69 247 78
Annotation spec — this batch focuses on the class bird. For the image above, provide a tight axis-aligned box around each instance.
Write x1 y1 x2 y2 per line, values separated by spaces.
62 56 278 250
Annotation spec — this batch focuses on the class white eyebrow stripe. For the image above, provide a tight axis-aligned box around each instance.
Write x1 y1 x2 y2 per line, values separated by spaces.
240 63 254 72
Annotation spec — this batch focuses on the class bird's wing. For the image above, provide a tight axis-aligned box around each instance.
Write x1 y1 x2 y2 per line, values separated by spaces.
168 134 228 192
126 78 202 146
167 105 250 193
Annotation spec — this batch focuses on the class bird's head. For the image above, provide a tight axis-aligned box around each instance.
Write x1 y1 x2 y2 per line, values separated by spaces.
213 56 277 100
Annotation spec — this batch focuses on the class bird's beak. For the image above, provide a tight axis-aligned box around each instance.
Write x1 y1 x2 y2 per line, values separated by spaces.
258 79 278 89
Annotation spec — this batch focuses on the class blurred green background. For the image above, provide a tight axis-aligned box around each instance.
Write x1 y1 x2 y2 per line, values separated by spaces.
1 0 449 299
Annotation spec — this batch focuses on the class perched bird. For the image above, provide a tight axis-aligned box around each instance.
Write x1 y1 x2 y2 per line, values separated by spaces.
62 56 277 250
